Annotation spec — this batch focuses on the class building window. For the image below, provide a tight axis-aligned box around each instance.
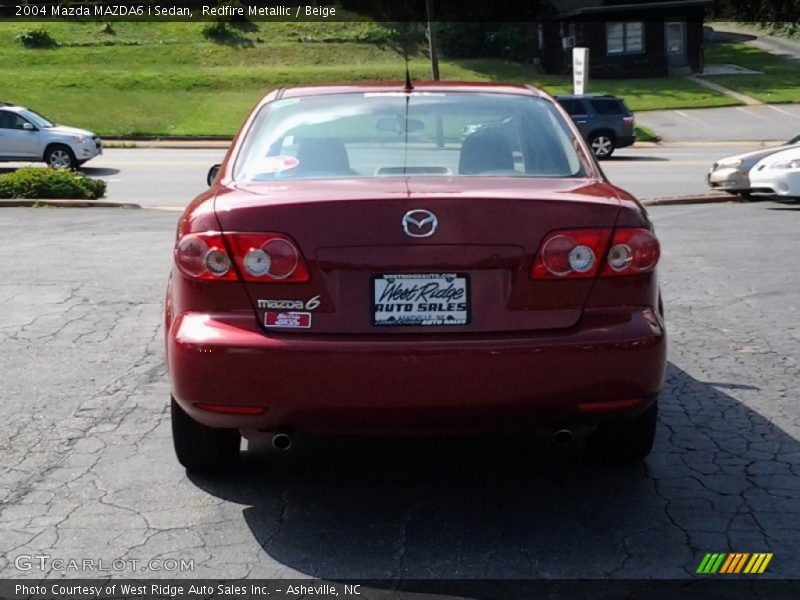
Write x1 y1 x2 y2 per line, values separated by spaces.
606 22 644 55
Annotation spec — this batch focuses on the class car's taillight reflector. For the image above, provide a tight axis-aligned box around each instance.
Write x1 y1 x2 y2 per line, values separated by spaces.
531 227 659 279
531 229 611 279
175 232 310 283
578 398 644 412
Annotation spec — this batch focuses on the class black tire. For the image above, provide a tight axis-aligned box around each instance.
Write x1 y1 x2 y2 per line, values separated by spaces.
44 144 77 170
171 398 241 472
589 132 616 159
588 401 658 464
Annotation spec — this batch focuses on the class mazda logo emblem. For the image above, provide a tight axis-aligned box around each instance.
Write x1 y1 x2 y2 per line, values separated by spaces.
402 209 438 238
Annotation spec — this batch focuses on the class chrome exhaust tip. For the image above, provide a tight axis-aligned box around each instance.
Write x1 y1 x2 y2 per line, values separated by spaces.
271 433 292 451
553 429 575 446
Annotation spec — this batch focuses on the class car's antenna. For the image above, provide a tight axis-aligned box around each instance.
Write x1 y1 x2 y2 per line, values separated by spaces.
403 23 414 92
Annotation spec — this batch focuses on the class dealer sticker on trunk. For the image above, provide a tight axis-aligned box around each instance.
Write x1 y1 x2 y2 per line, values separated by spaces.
373 273 469 326
265 311 312 329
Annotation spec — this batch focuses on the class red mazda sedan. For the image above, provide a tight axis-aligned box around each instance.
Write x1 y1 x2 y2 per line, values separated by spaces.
165 82 666 471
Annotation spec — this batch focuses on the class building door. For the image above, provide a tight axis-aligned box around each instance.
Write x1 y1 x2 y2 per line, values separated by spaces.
665 21 687 67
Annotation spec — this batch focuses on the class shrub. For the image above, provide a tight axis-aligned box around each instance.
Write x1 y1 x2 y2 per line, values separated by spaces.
0 168 106 200
201 21 253 46
202 20 230 42
16 28 58 49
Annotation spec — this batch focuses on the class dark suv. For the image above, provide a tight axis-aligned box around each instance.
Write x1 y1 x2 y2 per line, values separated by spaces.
555 95 635 159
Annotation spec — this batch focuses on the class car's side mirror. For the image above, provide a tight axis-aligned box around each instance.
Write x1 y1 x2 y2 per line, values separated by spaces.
207 164 221 186
22 122 36 131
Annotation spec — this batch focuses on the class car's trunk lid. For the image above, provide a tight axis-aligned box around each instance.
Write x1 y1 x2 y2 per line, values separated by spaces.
214 177 622 334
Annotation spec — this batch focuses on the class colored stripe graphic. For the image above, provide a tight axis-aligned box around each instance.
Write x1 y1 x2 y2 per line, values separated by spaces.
734 553 749 573
697 553 727 574
744 553 773 574
699 552 773 575
720 553 749 574
719 554 736 574
696 553 713 574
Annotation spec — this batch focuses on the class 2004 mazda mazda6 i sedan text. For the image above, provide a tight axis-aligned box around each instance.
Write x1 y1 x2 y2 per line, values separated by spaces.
165 83 666 472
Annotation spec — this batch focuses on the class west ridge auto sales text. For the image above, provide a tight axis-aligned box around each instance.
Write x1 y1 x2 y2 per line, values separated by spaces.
16 583 358 596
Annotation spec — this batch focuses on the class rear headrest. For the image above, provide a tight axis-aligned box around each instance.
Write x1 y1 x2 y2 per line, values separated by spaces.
295 138 352 174
459 129 514 175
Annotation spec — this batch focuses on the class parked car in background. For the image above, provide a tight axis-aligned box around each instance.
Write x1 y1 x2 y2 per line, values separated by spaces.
749 146 800 198
166 82 666 474
707 134 800 198
555 94 636 159
0 104 102 169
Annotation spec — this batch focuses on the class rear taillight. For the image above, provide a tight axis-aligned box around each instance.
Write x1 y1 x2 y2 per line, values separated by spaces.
531 227 659 279
174 232 310 283
531 229 611 279
175 233 236 281
227 233 310 282
601 228 659 277
623 115 635 126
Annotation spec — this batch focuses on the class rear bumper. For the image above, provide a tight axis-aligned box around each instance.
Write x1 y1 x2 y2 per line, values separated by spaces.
617 135 636 149
168 308 666 435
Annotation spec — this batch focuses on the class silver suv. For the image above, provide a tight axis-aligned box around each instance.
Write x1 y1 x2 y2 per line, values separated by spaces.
0 104 102 169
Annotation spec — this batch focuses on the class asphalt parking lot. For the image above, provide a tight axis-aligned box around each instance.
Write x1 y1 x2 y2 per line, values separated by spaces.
0 200 798 580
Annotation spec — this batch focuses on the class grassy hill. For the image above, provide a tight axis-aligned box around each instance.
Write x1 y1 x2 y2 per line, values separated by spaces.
0 22 738 137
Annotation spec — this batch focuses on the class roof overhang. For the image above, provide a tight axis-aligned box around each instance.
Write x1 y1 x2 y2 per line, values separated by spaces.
558 0 712 18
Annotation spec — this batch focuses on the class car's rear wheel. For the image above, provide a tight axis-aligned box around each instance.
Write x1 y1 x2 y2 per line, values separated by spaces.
587 401 658 464
171 398 241 472
589 132 615 159
45 144 77 170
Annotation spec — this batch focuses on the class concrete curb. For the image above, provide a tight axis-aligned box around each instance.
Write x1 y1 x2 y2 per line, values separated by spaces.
0 199 141 209
641 193 736 206
647 140 786 148
104 139 230 149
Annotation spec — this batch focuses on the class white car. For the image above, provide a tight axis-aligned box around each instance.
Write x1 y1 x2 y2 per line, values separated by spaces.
749 146 800 198
0 104 102 169
707 135 800 197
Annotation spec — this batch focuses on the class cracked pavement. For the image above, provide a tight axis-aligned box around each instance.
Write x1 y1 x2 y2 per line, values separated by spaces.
0 201 798 580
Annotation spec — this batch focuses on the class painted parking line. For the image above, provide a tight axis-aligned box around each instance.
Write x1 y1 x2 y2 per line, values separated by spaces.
766 105 800 119
674 110 711 126
735 107 773 122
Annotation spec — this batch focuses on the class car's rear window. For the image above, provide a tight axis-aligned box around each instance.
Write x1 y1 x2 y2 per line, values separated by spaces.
589 99 626 115
234 92 585 181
